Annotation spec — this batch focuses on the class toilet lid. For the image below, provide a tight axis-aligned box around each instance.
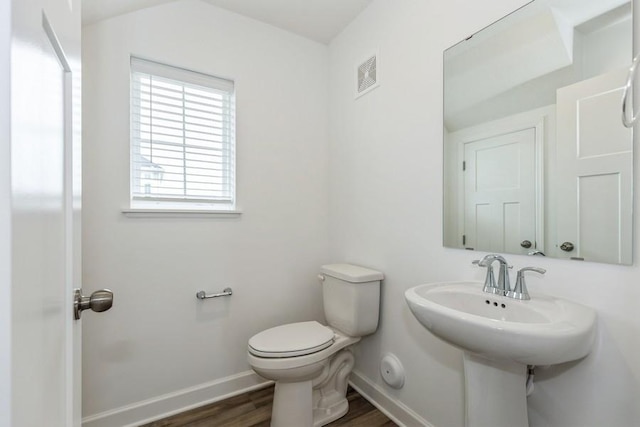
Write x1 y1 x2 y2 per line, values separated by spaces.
248 321 335 358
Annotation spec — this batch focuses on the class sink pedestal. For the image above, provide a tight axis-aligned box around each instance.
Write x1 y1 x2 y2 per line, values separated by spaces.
463 353 528 427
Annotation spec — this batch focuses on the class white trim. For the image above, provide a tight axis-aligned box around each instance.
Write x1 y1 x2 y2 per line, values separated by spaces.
122 208 242 218
131 56 234 93
82 371 270 427
0 0 11 424
349 371 433 427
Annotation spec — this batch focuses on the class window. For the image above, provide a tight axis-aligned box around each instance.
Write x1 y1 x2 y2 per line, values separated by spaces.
130 57 236 212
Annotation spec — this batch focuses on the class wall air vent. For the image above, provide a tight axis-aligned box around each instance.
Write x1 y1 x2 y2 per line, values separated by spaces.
356 53 379 98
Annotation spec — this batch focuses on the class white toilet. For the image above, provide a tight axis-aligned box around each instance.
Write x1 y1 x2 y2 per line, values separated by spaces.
247 263 383 427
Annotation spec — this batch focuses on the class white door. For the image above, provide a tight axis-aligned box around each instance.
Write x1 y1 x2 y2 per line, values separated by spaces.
463 129 537 254
4 0 83 425
556 69 633 264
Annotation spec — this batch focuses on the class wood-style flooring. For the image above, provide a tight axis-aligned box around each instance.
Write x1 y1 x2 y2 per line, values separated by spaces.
140 385 397 427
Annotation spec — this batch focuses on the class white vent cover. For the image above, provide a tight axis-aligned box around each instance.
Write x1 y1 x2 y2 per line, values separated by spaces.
356 53 379 98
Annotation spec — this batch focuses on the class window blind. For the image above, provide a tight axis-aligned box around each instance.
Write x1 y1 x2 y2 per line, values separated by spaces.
130 57 235 208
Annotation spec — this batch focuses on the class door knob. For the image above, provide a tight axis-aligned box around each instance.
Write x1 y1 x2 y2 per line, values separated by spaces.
560 242 575 252
74 289 113 320
520 240 532 248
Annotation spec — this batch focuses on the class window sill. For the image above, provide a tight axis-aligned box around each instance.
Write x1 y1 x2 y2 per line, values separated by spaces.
122 208 242 218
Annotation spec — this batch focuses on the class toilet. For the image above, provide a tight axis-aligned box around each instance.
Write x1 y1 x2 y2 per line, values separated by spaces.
247 263 383 427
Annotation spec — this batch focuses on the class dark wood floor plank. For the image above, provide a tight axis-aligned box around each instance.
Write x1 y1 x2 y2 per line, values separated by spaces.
140 385 397 427
143 393 256 427
194 403 272 427
247 386 275 409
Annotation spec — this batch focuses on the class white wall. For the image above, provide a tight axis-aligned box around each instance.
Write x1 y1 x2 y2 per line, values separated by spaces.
82 0 330 419
328 1 640 426
581 14 632 79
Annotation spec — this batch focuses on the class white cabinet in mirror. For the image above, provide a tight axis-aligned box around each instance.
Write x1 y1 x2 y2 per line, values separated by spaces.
443 0 634 265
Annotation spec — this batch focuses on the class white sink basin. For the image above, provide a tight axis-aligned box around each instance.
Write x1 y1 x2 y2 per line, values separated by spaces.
405 281 597 366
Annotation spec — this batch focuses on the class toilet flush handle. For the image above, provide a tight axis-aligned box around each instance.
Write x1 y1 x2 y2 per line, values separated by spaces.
318 274 326 283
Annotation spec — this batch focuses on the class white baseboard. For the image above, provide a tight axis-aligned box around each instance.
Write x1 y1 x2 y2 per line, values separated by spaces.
349 371 433 427
82 371 271 427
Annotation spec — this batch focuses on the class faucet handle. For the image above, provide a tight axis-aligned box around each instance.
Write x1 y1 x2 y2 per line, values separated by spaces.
472 259 507 267
507 267 546 300
472 258 498 293
519 267 546 275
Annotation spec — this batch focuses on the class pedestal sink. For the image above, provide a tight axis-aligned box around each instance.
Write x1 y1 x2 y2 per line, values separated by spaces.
405 281 596 427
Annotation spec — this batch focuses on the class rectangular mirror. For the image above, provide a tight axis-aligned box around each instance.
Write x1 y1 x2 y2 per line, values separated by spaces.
443 0 634 264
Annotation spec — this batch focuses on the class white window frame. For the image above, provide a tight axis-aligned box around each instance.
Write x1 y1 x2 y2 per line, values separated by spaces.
126 57 239 216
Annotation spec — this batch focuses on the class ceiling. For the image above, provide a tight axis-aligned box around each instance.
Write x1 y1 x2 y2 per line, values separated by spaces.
81 0 372 44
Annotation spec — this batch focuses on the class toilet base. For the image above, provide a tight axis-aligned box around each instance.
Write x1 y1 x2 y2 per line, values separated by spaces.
312 393 349 427
270 380 350 427
272 380 313 427
264 348 356 427
311 348 355 426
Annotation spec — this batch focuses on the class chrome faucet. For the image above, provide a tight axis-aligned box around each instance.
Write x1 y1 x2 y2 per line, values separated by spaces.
507 267 546 300
473 254 511 296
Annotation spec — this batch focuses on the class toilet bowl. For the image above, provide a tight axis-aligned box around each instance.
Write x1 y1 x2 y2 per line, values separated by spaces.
248 322 360 427
247 264 383 427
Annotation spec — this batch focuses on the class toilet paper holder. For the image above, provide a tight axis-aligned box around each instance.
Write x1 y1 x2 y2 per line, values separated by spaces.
196 287 233 300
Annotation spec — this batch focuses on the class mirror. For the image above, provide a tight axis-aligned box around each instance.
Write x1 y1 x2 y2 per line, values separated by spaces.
443 0 634 264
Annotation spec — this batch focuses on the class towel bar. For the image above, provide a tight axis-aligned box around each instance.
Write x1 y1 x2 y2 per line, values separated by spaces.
196 287 233 300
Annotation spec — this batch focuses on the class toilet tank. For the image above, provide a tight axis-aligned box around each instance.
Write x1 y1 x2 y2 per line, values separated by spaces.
320 264 384 337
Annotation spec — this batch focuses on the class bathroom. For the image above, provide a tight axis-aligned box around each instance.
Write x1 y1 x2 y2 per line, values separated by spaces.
2 0 640 426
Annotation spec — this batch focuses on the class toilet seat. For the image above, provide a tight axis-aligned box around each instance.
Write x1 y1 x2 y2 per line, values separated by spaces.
248 321 335 358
